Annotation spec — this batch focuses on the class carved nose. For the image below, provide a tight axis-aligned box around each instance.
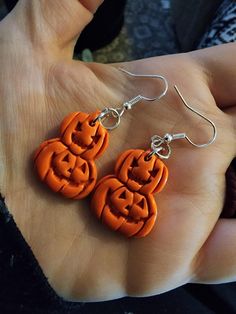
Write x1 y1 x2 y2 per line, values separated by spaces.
132 167 149 181
76 132 91 146
72 163 89 182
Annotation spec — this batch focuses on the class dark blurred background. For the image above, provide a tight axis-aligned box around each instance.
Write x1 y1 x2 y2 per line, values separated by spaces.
1 0 229 62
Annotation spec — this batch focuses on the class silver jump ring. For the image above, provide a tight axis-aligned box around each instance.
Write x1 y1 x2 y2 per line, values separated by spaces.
147 146 171 160
155 144 172 159
148 135 172 159
151 135 164 149
93 108 121 130
146 147 163 160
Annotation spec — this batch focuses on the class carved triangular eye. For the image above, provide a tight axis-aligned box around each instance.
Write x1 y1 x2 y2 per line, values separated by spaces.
62 154 70 162
81 163 87 173
75 122 82 132
130 158 139 168
91 134 100 144
149 169 158 177
119 190 127 199
137 198 145 209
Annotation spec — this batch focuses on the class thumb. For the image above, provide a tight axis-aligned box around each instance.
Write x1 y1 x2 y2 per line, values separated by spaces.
10 0 104 49
79 0 104 13
194 219 236 284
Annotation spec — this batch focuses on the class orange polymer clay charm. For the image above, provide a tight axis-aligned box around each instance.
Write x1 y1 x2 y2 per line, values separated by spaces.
91 149 168 238
34 111 109 199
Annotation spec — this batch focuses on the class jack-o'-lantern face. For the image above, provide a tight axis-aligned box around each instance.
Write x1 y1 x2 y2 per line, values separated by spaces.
34 138 97 199
115 149 168 194
52 150 90 183
60 111 109 160
110 186 149 220
91 176 157 238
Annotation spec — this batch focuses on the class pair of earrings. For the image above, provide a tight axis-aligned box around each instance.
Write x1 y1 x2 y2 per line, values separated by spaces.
34 69 217 238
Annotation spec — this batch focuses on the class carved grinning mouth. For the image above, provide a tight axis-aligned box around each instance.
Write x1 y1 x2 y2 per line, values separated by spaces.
46 165 94 187
105 189 148 223
72 133 101 150
128 169 151 186
53 163 87 180
107 193 143 222
72 134 88 149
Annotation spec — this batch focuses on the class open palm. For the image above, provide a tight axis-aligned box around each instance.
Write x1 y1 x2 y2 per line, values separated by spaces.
0 0 235 301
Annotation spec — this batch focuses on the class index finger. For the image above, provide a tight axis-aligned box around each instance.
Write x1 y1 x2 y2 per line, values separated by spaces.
191 43 236 109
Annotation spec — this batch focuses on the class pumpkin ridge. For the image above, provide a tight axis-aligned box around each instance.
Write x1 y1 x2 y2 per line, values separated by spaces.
60 112 85 138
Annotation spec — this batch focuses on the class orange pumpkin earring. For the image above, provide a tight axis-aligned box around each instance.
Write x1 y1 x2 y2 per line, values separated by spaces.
34 69 168 199
91 85 217 238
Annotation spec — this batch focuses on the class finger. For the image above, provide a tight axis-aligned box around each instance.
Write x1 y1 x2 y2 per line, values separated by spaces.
80 0 103 13
13 0 103 49
194 219 236 283
191 43 236 109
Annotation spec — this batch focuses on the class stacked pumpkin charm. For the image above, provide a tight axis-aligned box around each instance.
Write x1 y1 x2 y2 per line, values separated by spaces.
34 112 109 199
34 111 169 238
91 149 168 238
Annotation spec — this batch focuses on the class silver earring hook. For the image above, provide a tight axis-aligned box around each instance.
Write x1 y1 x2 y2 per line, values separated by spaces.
173 85 217 148
148 85 217 160
93 68 168 130
119 68 169 106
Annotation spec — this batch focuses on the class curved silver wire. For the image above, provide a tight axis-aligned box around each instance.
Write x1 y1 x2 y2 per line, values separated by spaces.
93 108 121 130
149 135 172 159
119 68 169 104
148 86 217 160
174 85 217 148
94 68 169 130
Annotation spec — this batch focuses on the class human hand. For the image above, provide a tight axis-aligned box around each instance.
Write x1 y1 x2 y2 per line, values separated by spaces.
0 0 235 301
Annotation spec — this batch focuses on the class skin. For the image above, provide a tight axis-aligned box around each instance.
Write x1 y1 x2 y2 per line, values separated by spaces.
0 0 235 302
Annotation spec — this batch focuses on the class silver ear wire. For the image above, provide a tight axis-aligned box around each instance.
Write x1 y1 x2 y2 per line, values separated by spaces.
174 85 217 148
148 86 217 160
94 68 168 130
119 68 168 106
